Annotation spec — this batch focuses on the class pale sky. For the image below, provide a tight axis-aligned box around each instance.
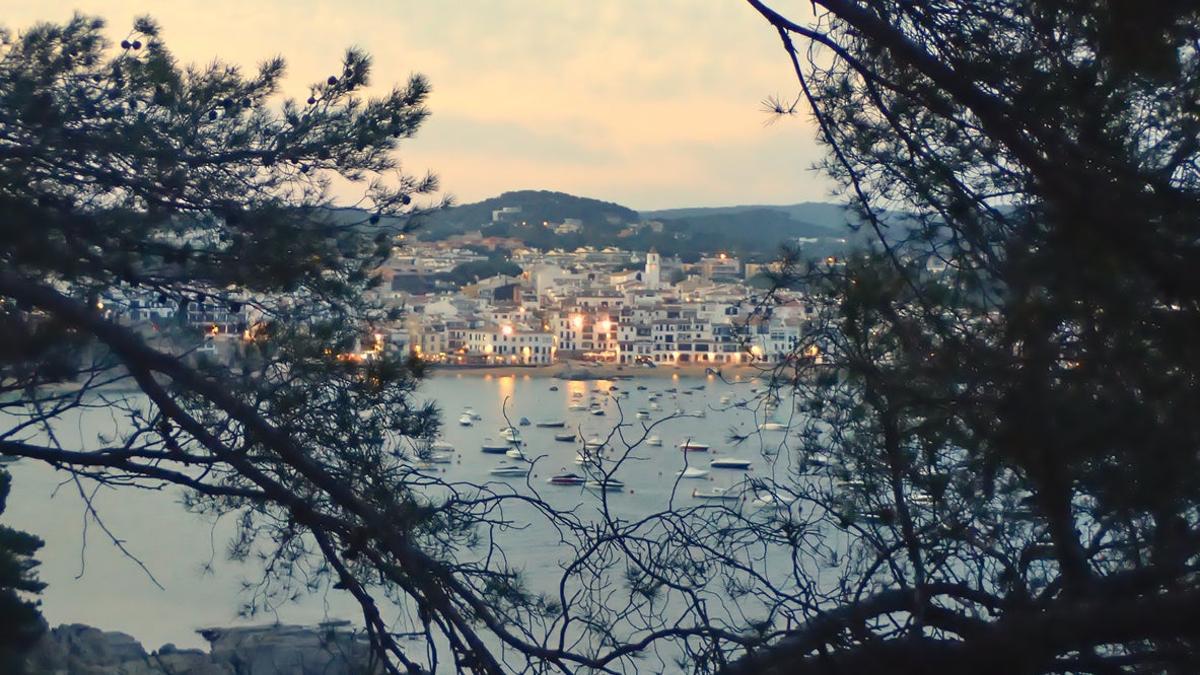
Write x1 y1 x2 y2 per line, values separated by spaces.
7 1 830 210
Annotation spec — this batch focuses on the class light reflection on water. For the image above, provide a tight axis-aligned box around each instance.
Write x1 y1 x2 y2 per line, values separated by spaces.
4 372 791 653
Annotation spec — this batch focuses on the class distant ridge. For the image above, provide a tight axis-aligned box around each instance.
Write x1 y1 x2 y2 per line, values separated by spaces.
404 189 866 256
641 202 856 231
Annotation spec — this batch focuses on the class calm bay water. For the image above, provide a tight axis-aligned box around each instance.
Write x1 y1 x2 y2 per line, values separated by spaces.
5 372 802 652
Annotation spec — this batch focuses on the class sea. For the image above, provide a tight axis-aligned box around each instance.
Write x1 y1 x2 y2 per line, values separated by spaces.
4 371 805 656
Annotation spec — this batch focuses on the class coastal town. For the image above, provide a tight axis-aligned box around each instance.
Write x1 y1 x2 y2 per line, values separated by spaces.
102 206 821 370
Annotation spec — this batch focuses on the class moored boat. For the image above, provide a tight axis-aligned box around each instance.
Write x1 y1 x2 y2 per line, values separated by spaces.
548 472 586 485
481 439 511 454
678 440 710 452
554 432 577 442
536 420 566 428
692 486 741 502
677 466 709 479
458 413 474 426
710 458 752 470
490 462 529 477
646 435 662 447
585 477 625 492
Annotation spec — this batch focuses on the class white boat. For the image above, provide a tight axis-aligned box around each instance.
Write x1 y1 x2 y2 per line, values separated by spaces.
646 435 662 447
692 486 741 502
481 439 511 454
648 393 659 401
751 491 795 509
590 406 605 416
635 410 651 420
458 413 474 426
759 422 788 432
499 426 522 443
719 394 732 404
805 452 833 468
463 407 481 421
585 477 625 492
677 466 709 479
568 403 587 412
490 462 529 477
548 472 586 485
649 402 662 411
583 438 606 451
678 440 710 452
710 458 752 470
505 448 527 460
574 452 600 466
554 432 577 442
690 410 706 418
430 440 455 453
419 451 453 464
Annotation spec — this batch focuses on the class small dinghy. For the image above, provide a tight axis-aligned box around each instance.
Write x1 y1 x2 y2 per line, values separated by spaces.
554 432 577 442
458 413 474 427
678 440 710 452
759 422 788 432
505 448 527 460
499 426 522 443
677 466 709 479
646 435 662 447
536 420 566 428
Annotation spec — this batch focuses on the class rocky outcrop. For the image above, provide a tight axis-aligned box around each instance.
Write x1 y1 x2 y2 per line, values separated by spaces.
26 621 378 675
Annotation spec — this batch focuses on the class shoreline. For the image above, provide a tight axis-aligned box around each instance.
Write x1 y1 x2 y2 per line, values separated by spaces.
428 360 768 380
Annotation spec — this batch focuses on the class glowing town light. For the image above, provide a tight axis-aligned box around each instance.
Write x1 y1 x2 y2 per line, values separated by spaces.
501 325 513 336
597 319 612 333
571 315 584 330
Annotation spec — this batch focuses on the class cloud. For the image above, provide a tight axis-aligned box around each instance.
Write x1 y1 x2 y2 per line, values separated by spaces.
9 1 831 209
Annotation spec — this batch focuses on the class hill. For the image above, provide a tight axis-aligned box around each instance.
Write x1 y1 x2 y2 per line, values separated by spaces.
397 190 871 258
416 190 638 239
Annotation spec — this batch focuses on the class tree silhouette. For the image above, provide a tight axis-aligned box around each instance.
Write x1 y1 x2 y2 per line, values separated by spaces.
0 470 45 674
719 0 1200 672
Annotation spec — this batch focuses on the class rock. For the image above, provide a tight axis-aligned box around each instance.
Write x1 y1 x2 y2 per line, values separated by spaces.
26 622 372 675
